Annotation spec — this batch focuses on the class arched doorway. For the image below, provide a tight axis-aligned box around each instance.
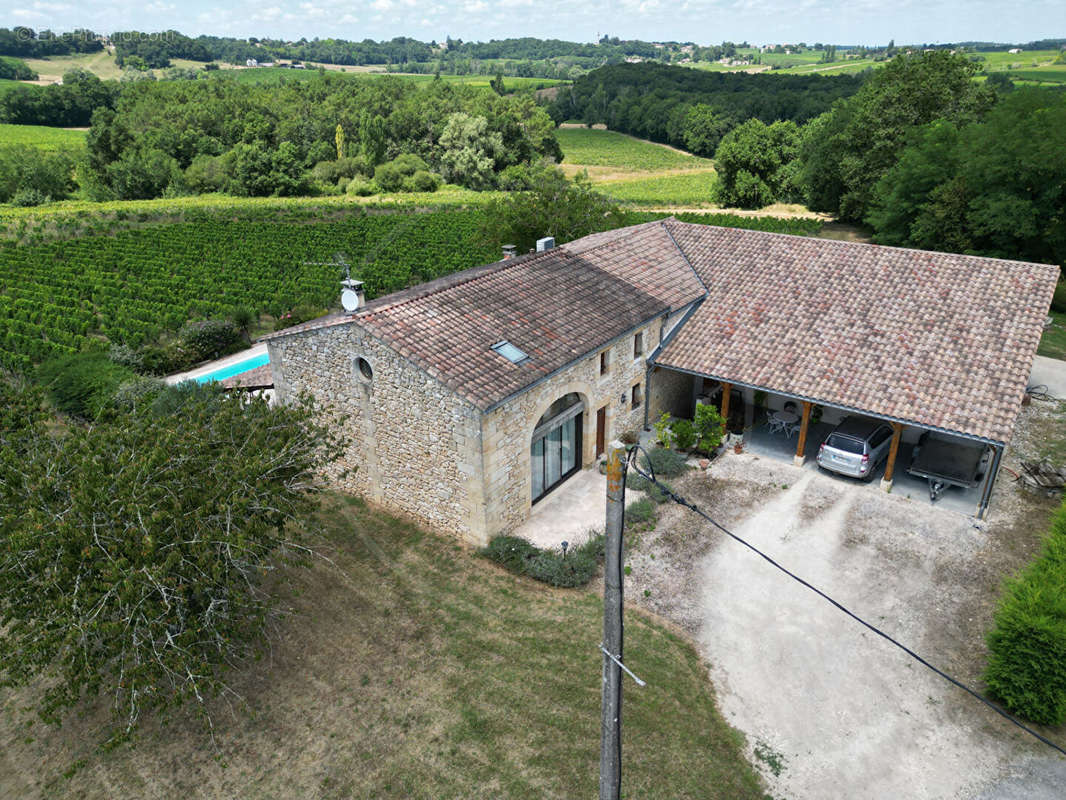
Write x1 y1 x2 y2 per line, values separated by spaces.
531 392 584 503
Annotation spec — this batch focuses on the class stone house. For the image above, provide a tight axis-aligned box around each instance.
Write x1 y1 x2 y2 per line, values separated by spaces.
264 219 1057 543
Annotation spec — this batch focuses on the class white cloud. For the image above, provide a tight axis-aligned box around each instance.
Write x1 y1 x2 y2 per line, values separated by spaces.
371 0 393 10
11 8 47 19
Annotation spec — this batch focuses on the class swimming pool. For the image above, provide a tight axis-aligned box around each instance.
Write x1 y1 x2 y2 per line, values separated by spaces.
195 352 270 384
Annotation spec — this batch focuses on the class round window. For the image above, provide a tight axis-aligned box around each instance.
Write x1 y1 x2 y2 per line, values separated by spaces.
356 357 373 381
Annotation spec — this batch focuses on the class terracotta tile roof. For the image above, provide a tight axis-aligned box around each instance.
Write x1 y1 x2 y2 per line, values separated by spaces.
353 247 668 409
578 221 706 311
220 363 273 389
654 221 1058 443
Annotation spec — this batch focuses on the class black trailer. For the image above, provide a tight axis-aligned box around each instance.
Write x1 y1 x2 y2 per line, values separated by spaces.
907 433 991 501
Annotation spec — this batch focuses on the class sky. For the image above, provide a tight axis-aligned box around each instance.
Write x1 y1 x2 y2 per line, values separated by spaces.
3 0 1064 47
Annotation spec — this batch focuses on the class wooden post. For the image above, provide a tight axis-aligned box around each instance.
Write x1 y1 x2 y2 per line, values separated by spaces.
600 441 626 800
719 382 732 430
794 401 812 467
881 423 904 491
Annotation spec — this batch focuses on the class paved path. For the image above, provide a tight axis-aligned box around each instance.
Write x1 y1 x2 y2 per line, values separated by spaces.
1029 354 1066 400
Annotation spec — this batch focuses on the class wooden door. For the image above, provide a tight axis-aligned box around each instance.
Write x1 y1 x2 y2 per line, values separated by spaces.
596 406 607 457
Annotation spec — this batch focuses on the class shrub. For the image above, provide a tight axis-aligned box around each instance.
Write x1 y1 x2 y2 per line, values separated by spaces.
480 533 602 588
672 419 696 450
345 177 376 196
36 352 136 419
640 446 688 478
984 506 1066 725
108 342 144 372
625 498 657 531
113 375 166 409
694 403 727 452
11 188 50 207
179 319 243 362
403 170 442 193
625 472 672 503
481 535 540 573
654 411 673 448
374 154 430 192
526 549 599 588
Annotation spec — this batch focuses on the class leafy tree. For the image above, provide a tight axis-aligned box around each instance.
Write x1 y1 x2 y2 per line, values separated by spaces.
681 103 733 157
799 51 995 221
0 378 341 739
867 89 1066 268
35 352 136 420
478 165 624 252
714 119 801 209
438 112 504 189
105 147 182 200
693 403 726 452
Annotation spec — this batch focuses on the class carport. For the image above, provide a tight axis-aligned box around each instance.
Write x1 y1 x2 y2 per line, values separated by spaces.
659 372 1001 516
642 223 1058 520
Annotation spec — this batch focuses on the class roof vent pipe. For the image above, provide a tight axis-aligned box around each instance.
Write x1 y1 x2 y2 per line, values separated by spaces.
502 244 517 260
536 236 556 252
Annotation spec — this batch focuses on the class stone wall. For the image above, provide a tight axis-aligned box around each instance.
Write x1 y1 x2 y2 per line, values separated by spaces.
647 365 695 422
267 322 487 543
481 316 665 538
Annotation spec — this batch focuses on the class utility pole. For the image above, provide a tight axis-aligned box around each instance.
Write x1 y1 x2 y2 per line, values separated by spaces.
600 441 625 800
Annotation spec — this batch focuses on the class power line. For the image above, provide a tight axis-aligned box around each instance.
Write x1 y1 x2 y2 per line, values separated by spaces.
626 445 1066 759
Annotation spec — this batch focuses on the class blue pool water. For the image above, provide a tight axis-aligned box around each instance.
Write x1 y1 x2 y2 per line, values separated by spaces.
195 352 270 384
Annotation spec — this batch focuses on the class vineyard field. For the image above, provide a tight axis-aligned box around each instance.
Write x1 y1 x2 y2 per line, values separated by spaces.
0 209 495 372
599 171 719 206
556 128 711 171
0 202 824 373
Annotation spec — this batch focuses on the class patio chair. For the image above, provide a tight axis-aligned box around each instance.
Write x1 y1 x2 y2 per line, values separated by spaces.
766 413 786 435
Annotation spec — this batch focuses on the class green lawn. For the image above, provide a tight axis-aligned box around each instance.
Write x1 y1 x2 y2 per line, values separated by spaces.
557 127 711 171
1039 309 1066 360
0 123 87 150
598 170 718 206
0 494 765 799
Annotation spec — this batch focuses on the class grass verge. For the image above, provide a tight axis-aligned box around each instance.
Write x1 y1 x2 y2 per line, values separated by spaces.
0 494 764 799
1038 310 1066 361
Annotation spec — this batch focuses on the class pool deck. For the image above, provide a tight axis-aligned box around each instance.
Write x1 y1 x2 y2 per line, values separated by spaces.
165 342 269 385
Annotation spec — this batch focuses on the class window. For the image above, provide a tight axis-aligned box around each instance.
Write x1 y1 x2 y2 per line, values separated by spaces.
492 340 529 364
354 356 373 381
633 332 644 357
631 383 642 408
599 349 610 375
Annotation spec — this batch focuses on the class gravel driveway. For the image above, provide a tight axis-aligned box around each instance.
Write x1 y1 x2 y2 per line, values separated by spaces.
623 445 1066 799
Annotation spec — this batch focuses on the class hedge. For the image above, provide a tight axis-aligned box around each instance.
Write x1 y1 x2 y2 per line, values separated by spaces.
984 503 1066 725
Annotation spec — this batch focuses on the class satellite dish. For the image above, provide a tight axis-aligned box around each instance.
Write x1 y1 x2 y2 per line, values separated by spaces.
341 289 360 312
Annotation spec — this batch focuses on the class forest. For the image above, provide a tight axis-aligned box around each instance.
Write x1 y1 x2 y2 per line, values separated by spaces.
551 63 864 155
84 75 559 200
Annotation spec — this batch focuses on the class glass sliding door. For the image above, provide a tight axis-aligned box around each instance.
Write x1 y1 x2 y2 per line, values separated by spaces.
531 437 544 501
531 405 583 504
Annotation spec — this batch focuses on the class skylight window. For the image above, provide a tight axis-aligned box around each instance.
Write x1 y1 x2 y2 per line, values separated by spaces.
492 340 529 364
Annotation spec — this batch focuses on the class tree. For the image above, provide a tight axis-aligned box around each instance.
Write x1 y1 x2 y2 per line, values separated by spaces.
713 119 801 209
478 165 624 253
334 123 345 160
799 51 995 221
681 104 733 157
866 89 1066 267
438 112 504 189
0 378 341 739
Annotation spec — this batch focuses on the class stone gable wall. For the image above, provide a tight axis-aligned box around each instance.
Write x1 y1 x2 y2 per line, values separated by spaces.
268 323 487 543
481 316 665 538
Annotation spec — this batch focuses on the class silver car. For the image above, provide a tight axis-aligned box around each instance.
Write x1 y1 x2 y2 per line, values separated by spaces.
816 417 895 480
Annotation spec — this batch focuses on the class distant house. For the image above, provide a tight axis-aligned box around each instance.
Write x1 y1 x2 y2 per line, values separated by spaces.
1008 48 1022 54
265 220 1056 544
